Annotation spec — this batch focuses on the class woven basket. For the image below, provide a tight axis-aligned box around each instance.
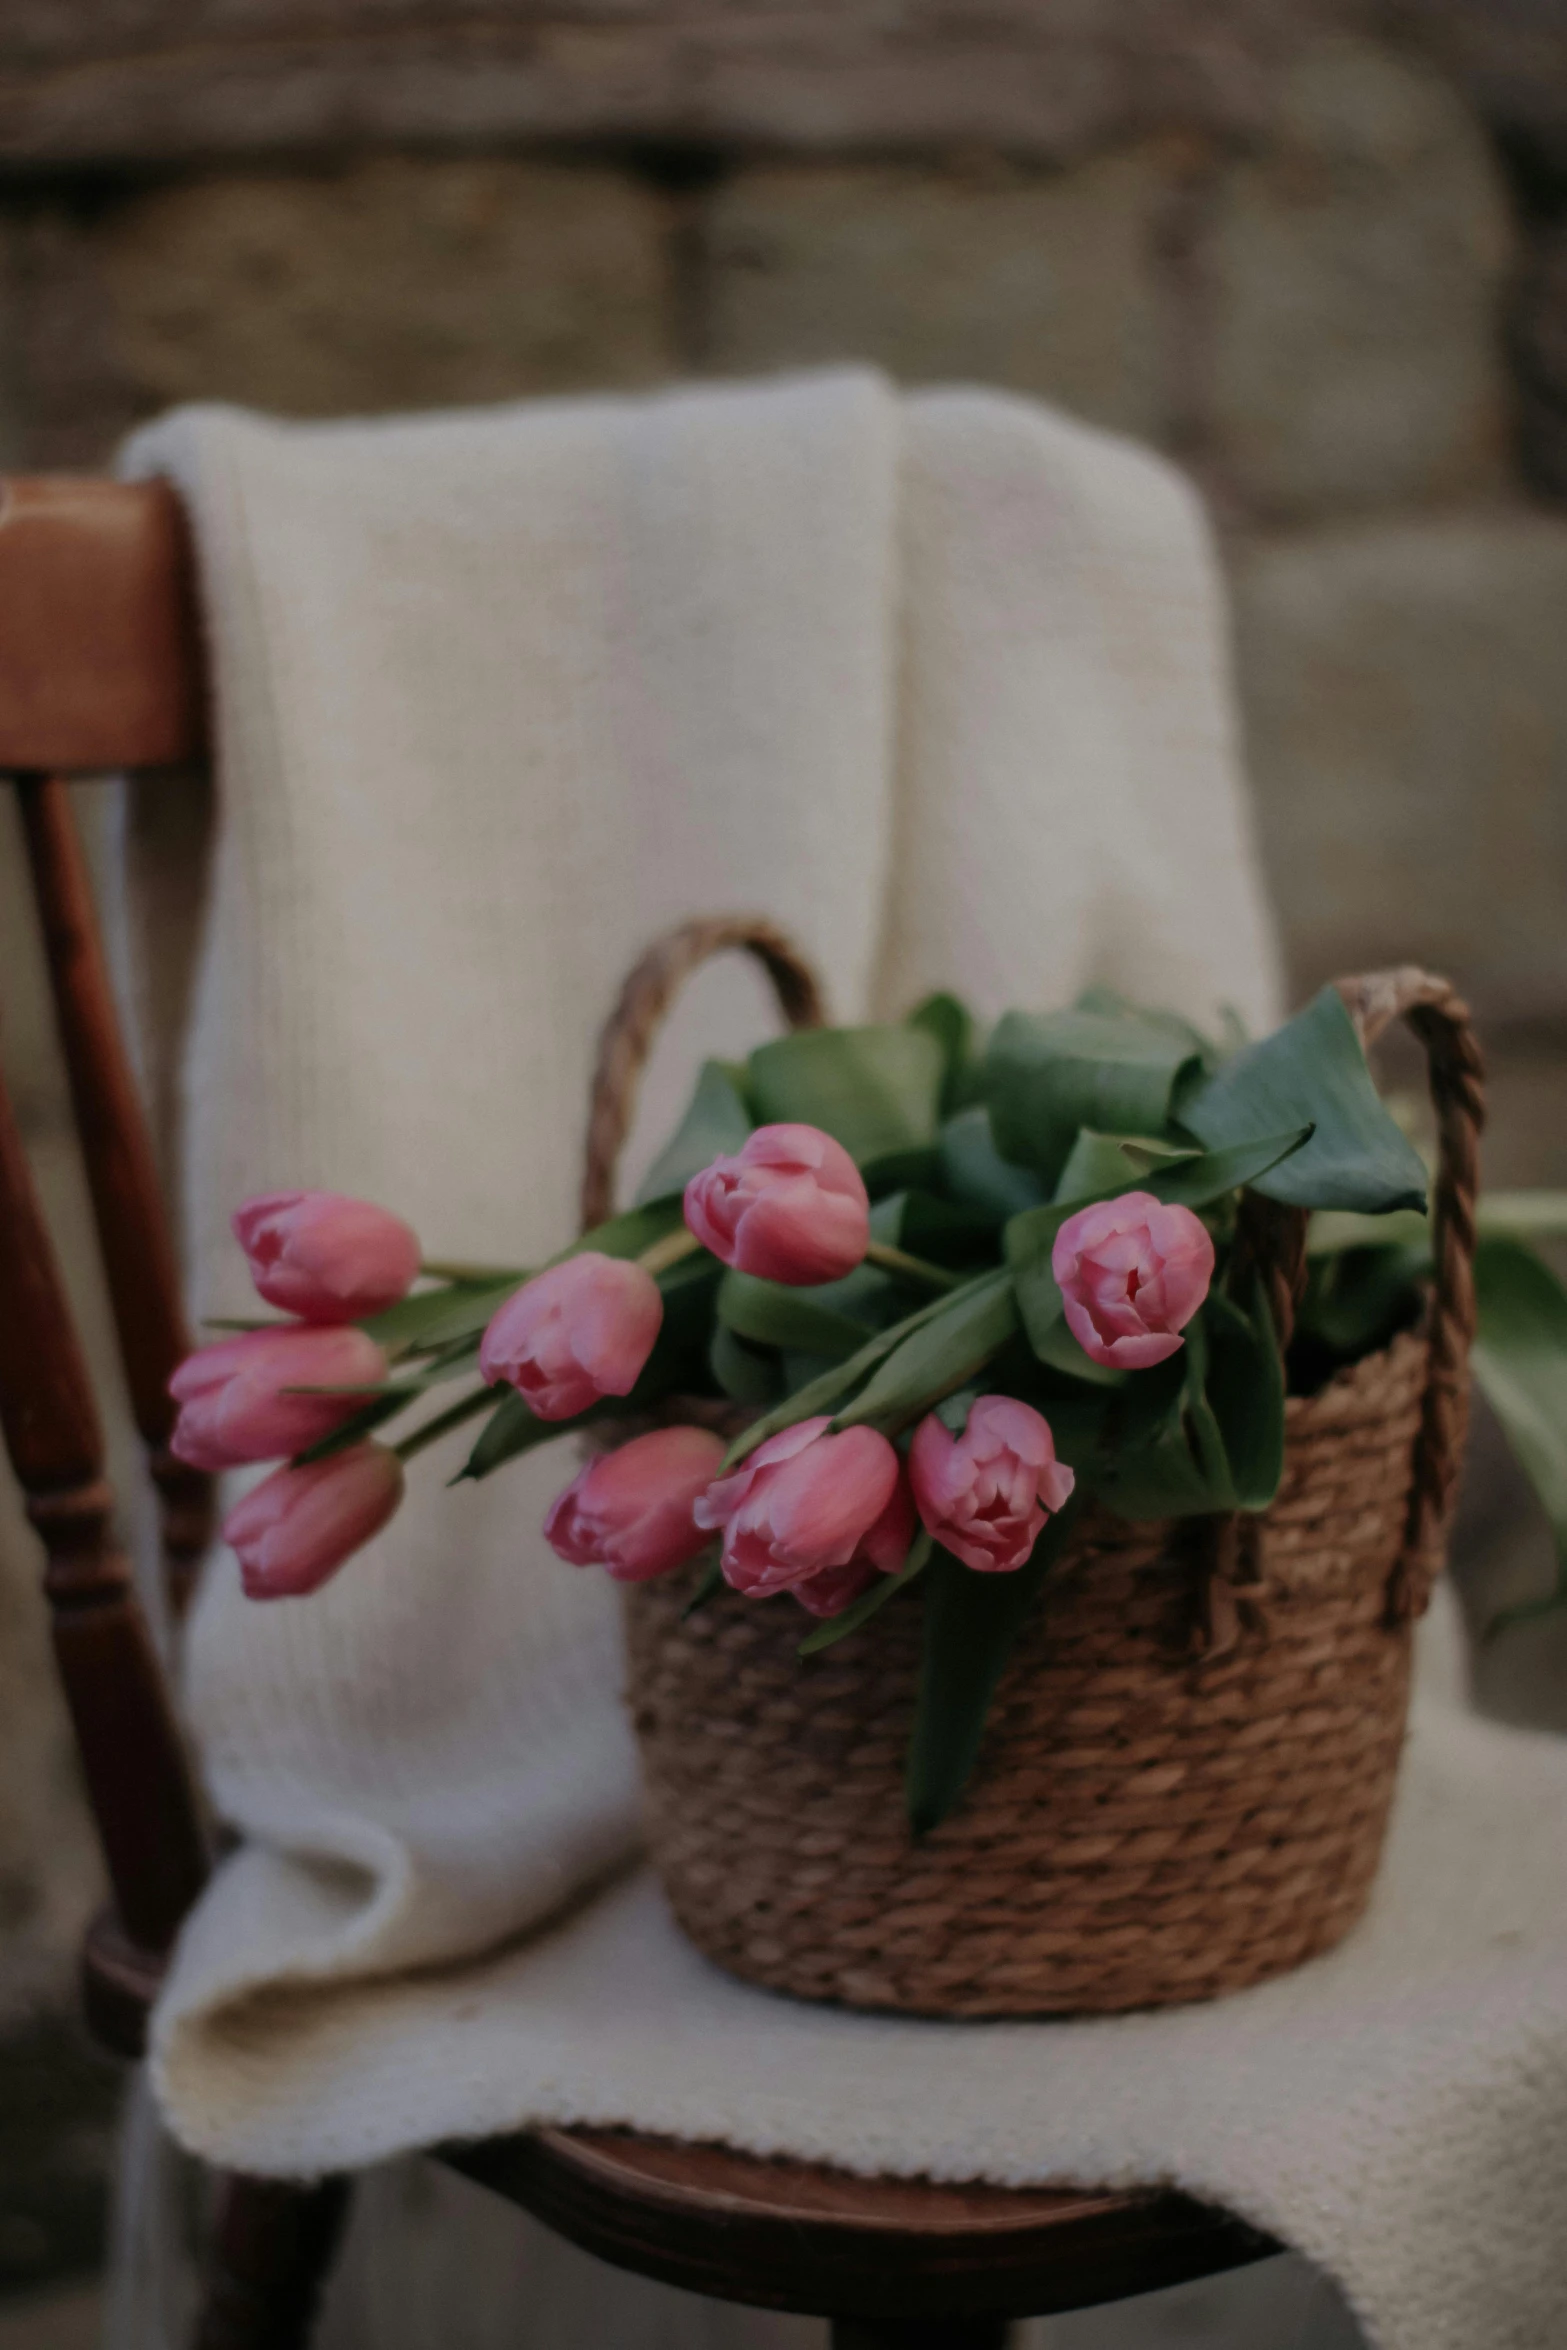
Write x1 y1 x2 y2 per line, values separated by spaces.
583 924 1484 2017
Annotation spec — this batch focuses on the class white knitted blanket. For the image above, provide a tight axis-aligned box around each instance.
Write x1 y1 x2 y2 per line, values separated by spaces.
111 374 1567 2350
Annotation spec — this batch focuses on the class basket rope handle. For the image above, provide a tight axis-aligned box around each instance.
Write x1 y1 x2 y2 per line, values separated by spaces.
580 916 827 1232
1242 967 1485 1622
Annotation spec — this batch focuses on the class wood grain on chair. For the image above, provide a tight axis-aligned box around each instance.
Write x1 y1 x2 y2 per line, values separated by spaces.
0 477 206 772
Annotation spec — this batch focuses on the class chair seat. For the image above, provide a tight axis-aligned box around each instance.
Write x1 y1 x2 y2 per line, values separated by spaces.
446 2127 1277 2325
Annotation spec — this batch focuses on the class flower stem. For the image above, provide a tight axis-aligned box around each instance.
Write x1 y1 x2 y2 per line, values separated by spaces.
420 1260 527 1286
864 1239 960 1292
638 1225 703 1278
393 1385 495 1463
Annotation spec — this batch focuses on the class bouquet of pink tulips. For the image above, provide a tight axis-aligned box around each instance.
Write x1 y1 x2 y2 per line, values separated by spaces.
172 984 1567 1827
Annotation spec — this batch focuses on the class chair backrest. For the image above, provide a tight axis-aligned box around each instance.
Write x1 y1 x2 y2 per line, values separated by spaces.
0 476 214 2046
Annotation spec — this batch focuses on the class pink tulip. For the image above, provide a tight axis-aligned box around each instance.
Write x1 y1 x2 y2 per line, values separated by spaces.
910 1396 1075 1575
233 1190 421 1321
478 1252 663 1421
1050 1190 1215 1370
544 1426 726 1583
694 1414 907 1604
223 1442 404 1599
169 1324 388 1471
684 1124 869 1286
790 1472 916 1618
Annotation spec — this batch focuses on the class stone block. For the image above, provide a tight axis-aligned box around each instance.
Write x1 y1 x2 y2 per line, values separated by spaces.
103 157 675 420
10 158 676 461
1208 37 1515 518
0 5 1320 170
703 151 1179 439
1233 510 1567 1018
1514 217 1567 501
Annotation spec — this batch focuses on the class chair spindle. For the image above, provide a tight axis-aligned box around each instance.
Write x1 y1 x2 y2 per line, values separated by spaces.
12 769 212 1614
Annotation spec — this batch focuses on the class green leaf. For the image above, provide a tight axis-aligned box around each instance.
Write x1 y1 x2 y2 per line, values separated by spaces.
832 1271 1018 1432
709 1322 782 1406
1081 1281 1285 1522
719 1281 980 1468
1049 1127 1312 1210
1024 1312 1129 1387
717 1269 875 1360
746 1024 946 1164
1051 1128 1160 1205
291 1387 414 1464
1296 1245 1427 1358
870 1186 996 1267
1002 1206 1071 1354
1074 986 1221 1066
1180 985 1428 1214
1204 1275 1285 1511
1472 1238 1567 1594
634 1059 753 1206
906 1499 1084 1835
681 1548 726 1621
360 1276 520 1355
797 1529 934 1656
984 1008 1201 1186
1116 1137 1204 1174
907 993 975 1115
938 1107 1043 1221
1089 1327 1234 1520
1308 1208 1433 1257
286 1348 479 1399
860 1145 945 1197
933 1385 984 1434
565 1197 686 1264
453 1388 560 1481
1146 1129 1313 1209
624 1252 723 1404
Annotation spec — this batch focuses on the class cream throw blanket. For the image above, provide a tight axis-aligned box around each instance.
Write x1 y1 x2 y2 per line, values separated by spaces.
109 374 1567 2350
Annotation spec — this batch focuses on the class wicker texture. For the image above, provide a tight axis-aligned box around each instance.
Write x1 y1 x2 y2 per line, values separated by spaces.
588 926 1483 2015
626 1332 1426 2015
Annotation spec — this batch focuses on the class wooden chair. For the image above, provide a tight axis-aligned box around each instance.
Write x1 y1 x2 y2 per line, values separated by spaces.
0 473 1279 2348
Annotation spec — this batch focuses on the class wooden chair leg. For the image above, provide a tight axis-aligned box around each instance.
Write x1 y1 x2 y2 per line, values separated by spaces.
832 2326 1011 2350
0 986 208 1966
194 2175 351 2350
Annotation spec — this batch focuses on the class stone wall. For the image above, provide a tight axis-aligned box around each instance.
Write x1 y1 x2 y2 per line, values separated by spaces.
2 0 1566 2126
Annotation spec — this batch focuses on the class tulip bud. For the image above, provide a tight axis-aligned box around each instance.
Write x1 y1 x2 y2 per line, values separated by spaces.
910 1396 1074 1575
478 1252 663 1422
694 1414 907 1607
233 1190 421 1321
544 1426 726 1583
224 1442 405 1599
1050 1191 1215 1370
790 1471 916 1618
684 1123 869 1286
170 1324 388 1471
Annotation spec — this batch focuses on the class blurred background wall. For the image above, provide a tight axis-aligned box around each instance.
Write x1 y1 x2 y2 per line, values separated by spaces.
2 0 1567 2329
